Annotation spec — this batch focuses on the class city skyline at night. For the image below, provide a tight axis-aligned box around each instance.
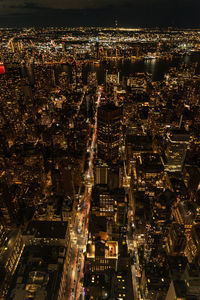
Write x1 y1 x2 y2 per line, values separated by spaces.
1 22 200 300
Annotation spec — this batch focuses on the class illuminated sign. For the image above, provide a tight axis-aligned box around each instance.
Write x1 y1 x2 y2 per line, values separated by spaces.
0 63 5 74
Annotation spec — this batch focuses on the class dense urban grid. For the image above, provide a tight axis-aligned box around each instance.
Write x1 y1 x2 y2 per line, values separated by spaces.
1 27 200 300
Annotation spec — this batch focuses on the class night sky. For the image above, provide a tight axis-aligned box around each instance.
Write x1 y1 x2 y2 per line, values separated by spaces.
0 0 199 28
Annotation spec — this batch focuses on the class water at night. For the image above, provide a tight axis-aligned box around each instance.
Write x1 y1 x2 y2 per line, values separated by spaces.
57 52 200 84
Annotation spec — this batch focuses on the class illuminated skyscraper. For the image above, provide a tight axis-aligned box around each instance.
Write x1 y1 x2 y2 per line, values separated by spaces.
164 129 190 172
97 103 122 162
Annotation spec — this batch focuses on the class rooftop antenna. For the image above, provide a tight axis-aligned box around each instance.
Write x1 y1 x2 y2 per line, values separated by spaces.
179 114 183 128
115 17 118 30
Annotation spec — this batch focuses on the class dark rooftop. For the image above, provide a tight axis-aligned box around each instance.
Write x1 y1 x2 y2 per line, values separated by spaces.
173 280 187 297
25 221 68 239
89 215 107 235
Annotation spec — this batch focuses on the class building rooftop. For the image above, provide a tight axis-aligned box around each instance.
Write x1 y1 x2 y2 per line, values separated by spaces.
139 153 164 173
173 280 187 298
169 129 190 143
99 103 118 111
126 134 152 152
24 221 68 239
168 255 188 277
7 245 65 300
89 215 107 236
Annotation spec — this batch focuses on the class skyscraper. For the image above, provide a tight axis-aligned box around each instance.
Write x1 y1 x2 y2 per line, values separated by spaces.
164 129 190 172
97 103 122 162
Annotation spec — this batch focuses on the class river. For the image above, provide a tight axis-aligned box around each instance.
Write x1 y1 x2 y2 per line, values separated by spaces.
56 53 200 84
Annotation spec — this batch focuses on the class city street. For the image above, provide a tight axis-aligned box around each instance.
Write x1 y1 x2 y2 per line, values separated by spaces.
67 86 102 300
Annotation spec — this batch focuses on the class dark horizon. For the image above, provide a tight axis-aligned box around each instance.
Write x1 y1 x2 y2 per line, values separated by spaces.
0 0 200 28
1 24 200 30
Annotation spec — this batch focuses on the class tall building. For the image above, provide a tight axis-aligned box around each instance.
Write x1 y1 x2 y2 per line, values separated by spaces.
106 72 120 86
0 225 24 299
94 160 123 189
167 223 186 256
184 224 200 262
136 152 164 190
97 103 122 162
164 129 190 172
165 280 187 300
95 41 100 60
94 161 109 185
0 182 17 226
7 245 69 300
87 71 98 87
91 185 115 220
